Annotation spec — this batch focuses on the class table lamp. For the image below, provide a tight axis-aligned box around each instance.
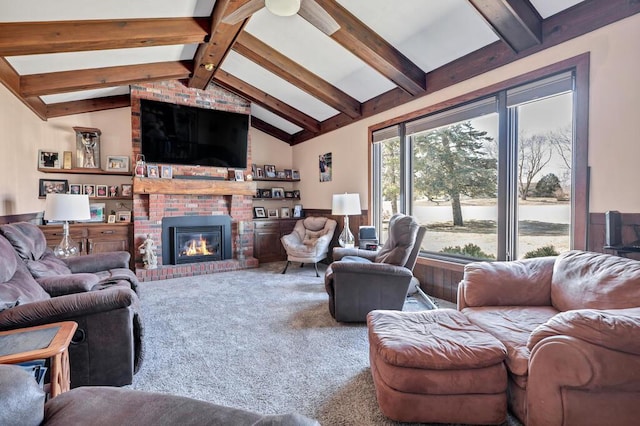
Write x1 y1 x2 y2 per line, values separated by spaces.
44 193 91 258
332 193 361 248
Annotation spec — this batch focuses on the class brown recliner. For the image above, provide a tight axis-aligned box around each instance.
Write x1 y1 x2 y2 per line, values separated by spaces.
324 213 425 322
0 234 143 387
0 222 139 295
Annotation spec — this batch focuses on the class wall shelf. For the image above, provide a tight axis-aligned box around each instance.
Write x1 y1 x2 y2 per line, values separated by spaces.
38 168 131 176
252 177 300 182
133 177 256 196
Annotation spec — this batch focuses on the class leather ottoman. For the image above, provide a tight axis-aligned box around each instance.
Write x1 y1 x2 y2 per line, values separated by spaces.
367 309 508 425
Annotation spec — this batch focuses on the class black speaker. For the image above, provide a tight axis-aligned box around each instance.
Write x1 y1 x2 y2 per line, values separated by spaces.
605 210 621 246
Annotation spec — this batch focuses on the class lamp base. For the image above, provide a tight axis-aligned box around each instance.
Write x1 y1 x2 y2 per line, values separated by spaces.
338 215 355 248
53 221 81 258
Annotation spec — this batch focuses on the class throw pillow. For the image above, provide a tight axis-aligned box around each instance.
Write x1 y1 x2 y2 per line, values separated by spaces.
303 230 323 246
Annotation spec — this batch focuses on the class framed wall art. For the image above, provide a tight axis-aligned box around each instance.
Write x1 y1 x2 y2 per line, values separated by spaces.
88 203 105 222
73 126 101 169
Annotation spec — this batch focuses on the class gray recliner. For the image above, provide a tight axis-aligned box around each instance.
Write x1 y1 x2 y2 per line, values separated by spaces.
324 214 426 322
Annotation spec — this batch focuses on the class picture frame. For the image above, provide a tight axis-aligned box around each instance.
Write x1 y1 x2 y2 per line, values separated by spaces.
83 184 96 197
121 184 133 197
96 184 108 197
105 155 130 172
146 165 159 178
69 184 82 195
108 185 119 197
293 190 300 198
293 204 303 218
88 203 105 222
277 171 286 179
284 191 294 198
280 207 291 218
74 126 101 169
116 210 131 223
107 215 116 224
39 179 68 197
256 167 264 178
271 187 284 198
292 170 300 180
267 208 279 218
161 165 173 179
234 170 244 181
284 169 293 179
261 189 272 198
38 150 61 169
264 164 276 178
253 207 267 219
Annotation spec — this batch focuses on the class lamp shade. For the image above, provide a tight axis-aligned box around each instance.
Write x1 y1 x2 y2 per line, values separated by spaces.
44 194 91 222
265 0 300 16
332 193 361 216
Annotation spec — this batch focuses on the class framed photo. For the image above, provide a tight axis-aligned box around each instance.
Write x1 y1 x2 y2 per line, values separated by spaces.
253 207 267 219
121 184 133 197
264 164 276 178
69 184 82 195
106 155 130 172
284 191 294 198
284 169 293 179
293 190 300 199
83 184 96 197
255 189 262 199
277 171 286 179
293 204 303 218
74 127 101 169
272 187 284 198
267 208 279 218
39 179 68 197
108 185 119 197
88 203 105 222
280 207 291 218
146 165 159 178
38 150 61 169
96 184 108 197
107 215 116 224
116 210 131 223
292 170 300 180
261 189 272 198
161 165 173 179
255 167 264 178
234 170 244 181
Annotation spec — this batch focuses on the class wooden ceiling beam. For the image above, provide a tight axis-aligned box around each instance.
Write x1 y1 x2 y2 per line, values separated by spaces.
0 58 47 120
0 18 209 56
233 31 361 119
46 95 131 118
215 70 319 133
468 0 542 52
314 0 426 96
20 61 192 97
189 0 247 89
251 116 295 144
291 0 640 144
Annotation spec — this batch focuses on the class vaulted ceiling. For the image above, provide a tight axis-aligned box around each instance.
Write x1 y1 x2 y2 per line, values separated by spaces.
1 0 638 145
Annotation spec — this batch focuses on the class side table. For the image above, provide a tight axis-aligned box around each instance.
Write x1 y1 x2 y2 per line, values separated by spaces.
0 321 77 398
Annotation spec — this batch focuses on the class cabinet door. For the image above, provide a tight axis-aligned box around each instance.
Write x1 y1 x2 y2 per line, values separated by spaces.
86 225 130 254
254 221 282 263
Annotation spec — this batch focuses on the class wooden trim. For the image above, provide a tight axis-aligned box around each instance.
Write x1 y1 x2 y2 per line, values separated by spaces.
133 177 256 196
416 256 466 272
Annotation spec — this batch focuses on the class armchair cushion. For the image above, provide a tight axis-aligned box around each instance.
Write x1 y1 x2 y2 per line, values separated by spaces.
36 274 99 296
375 214 419 266
0 365 45 426
528 307 640 355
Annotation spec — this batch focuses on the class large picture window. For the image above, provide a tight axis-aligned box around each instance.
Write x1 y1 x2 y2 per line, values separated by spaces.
372 59 588 262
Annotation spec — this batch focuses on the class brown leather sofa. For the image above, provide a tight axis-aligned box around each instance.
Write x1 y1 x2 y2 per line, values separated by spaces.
0 232 143 388
458 250 640 425
0 365 319 426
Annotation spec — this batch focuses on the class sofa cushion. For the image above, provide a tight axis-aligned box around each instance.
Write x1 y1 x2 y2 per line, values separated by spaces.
462 306 558 376
26 251 72 278
375 214 418 266
0 236 51 310
552 250 640 311
0 222 49 261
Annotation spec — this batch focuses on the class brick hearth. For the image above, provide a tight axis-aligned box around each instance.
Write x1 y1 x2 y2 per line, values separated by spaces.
131 81 258 281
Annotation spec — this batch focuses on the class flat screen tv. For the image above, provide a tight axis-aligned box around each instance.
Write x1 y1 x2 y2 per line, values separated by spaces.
140 98 249 168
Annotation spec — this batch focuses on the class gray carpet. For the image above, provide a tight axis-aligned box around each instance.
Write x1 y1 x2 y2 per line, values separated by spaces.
128 261 517 426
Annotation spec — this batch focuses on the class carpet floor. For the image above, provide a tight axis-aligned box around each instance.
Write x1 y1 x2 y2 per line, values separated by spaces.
128 261 519 426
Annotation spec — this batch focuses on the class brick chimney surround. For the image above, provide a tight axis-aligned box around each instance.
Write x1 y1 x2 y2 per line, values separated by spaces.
131 80 258 282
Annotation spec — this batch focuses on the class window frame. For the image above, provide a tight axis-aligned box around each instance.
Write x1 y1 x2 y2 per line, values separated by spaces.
369 54 590 261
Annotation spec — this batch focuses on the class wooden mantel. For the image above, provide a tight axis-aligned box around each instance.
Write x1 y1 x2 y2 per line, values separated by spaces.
133 177 257 196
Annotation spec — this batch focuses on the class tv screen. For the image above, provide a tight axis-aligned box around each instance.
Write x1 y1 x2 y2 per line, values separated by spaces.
140 99 249 168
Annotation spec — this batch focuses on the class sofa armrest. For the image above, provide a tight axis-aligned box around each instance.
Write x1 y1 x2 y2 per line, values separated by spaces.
36 273 100 296
332 247 378 261
63 251 130 273
527 307 640 355
329 260 413 279
0 365 45 426
0 288 137 329
457 256 555 309
527 335 640 425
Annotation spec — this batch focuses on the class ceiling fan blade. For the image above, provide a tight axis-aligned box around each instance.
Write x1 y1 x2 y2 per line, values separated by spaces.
298 0 340 36
222 0 266 25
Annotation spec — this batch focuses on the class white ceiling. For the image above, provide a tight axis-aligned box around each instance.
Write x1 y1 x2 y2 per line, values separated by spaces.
2 0 586 135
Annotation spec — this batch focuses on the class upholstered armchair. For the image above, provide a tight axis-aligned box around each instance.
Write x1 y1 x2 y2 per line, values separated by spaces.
0 234 143 387
0 222 139 295
324 214 426 322
281 217 337 277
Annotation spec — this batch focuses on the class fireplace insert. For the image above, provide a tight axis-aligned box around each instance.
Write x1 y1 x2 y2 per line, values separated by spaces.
170 226 223 264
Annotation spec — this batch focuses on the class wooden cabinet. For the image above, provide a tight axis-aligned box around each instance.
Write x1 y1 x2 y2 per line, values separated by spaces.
253 219 298 263
39 223 132 260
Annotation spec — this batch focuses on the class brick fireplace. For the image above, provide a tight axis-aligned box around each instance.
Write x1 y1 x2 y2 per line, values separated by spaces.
131 81 258 281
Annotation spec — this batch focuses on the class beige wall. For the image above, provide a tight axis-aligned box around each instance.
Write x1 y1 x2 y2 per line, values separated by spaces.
1 14 639 216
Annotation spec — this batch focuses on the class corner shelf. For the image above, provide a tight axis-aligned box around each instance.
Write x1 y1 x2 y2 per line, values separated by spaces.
38 168 131 176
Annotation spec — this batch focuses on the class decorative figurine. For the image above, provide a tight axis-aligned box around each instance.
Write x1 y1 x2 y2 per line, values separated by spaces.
139 234 158 269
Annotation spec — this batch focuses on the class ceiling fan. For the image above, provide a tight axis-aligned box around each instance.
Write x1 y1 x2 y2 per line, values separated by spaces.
223 0 340 36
